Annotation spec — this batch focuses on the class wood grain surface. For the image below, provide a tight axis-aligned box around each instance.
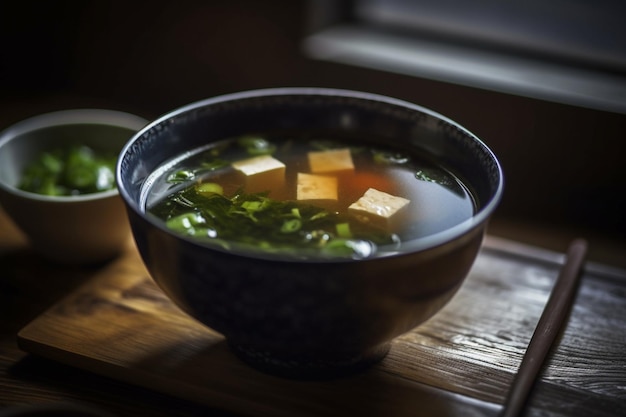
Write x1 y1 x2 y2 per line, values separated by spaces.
15 237 626 417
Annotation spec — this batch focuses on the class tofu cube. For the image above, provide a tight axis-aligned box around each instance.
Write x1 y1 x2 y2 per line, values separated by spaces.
308 148 354 174
232 155 285 193
348 188 410 231
297 173 338 202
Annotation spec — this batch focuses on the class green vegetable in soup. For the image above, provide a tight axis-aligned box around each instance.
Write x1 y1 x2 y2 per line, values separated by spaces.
145 133 476 259
150 184 398 259
166 159 229 184
237 136 277 156
19 145 117 196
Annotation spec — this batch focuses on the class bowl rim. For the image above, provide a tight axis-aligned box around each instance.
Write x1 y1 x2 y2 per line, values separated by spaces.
0 108 148 202
118 87 504 260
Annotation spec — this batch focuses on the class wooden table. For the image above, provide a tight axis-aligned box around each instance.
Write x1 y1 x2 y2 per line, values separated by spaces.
1 206 625 417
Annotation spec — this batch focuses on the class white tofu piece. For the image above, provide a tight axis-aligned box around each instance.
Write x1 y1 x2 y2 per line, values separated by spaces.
308 148 354 174
348 188 410 231
231 155 285 193
297 173 338 201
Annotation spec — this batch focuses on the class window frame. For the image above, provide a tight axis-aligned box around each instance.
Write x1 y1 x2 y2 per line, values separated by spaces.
303 0 626 114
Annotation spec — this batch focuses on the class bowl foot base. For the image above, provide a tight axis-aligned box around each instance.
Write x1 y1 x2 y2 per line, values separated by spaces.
228 342 391 379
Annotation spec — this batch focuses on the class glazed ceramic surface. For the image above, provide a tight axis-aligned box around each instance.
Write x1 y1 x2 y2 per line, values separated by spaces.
117 88 503 377
0 109 147 264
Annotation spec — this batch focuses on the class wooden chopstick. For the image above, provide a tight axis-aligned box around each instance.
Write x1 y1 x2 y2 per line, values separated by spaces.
500 238 588 417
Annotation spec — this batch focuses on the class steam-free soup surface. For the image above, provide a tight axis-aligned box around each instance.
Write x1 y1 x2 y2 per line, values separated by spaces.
146 134 475 259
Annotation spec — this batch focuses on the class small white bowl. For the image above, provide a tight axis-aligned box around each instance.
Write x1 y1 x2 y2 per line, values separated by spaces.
0 109 148 264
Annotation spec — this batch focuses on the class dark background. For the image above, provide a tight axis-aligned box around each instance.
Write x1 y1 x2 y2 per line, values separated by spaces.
2 0 625 263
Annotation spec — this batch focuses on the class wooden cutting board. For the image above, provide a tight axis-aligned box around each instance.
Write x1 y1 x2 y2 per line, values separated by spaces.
17 237 625 417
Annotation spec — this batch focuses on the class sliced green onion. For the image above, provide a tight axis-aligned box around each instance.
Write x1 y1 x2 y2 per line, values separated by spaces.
166 212 206 235
237 136 276 155
196 182 223 196
336 222 352 238
281 218 302 233
167 169 195 183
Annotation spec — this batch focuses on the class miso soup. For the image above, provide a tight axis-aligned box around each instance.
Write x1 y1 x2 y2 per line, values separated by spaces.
145 133 475 259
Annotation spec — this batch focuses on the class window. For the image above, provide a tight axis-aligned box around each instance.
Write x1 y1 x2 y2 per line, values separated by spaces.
304 0 626 114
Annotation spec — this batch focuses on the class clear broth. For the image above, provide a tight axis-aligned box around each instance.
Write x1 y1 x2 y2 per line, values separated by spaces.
145 133 476 259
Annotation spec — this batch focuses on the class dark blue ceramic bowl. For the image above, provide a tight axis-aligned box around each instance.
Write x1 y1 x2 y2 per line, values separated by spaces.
117 88 503 378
